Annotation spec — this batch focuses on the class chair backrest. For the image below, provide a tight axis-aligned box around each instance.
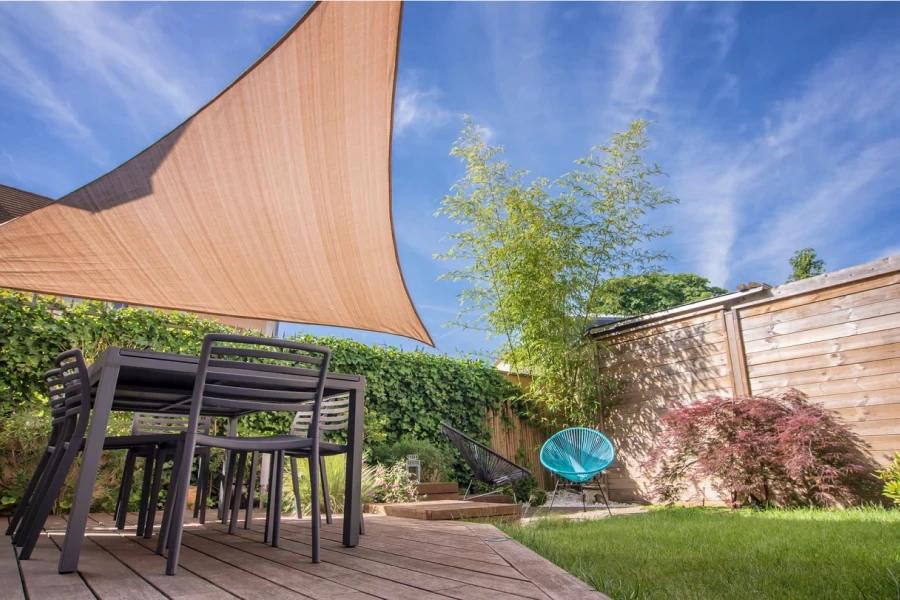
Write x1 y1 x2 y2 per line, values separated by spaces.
290 394 349 438
190 334 332 436
43 366 67 431
540 428 615 483
441 422 530 485
44 349 92 443
132 413 212 436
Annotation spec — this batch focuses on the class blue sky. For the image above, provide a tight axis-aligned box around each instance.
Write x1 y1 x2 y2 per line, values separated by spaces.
1 2 899 357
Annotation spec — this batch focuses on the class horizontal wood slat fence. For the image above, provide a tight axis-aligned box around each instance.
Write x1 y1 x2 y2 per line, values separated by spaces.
591 255 900 505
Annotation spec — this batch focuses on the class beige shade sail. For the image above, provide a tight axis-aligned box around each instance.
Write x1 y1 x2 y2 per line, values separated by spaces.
0 1 433 346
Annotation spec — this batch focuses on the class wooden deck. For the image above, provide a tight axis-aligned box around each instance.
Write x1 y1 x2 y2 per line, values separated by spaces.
4 512 609 600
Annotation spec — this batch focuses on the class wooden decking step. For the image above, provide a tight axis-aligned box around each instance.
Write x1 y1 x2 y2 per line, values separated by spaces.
420 492 459 501
381 500 521 521
415 482 458 495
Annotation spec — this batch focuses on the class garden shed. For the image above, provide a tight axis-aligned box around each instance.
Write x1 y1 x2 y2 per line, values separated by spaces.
591 254 900 504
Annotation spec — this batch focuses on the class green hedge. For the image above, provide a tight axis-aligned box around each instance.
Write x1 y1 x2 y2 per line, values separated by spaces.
0 290 520 508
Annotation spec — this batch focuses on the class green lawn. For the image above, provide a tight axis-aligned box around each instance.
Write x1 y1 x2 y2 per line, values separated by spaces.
500 507 900 600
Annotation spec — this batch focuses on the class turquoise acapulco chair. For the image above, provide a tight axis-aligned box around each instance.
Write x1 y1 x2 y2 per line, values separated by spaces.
540 428 615 514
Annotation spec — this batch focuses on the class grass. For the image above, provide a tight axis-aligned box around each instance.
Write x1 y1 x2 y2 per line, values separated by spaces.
500 506 900 600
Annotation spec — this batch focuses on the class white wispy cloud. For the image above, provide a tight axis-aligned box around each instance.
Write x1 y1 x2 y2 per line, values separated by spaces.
0 24 105 162
1 2 209 141
394 80 452 136
241 3 306 24
668 39 900 285
609 3 667 111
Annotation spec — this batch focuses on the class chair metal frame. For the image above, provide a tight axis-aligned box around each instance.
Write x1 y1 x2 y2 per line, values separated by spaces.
159 334 332 576
441 422 530 504
228 394 365 535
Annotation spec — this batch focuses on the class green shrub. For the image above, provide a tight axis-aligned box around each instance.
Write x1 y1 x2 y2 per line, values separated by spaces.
0 405 135 513
512 475 547 506
369 438 455 482
876 452 900 505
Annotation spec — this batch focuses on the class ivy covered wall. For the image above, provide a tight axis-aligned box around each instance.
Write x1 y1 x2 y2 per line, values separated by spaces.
0 290 518 445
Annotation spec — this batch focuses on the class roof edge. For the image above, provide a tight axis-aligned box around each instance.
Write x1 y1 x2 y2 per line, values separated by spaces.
587 286 771 338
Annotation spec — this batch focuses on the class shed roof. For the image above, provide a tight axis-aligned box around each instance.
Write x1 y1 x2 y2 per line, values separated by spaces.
0 184 53 225
0 2 432 345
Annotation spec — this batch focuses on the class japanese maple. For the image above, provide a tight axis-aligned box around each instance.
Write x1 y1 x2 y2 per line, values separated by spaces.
643 389 879 507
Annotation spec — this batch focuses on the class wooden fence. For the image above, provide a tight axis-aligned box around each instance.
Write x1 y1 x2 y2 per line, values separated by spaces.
485 402 553 490
591 255 900 504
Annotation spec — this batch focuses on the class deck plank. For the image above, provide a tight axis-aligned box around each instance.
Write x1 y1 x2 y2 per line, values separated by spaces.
190 526 453 600
67 513 237 600
1 526 26 600
16 534 96 600
241 520 551 600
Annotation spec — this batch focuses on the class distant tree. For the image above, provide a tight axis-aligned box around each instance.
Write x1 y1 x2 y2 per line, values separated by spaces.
787 248 825 283
592 272 728 316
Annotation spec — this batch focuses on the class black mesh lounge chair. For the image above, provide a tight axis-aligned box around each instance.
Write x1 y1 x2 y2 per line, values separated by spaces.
441 422 530 503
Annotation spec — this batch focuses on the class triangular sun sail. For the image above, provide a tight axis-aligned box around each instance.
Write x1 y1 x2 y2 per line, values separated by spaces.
0 1 432 345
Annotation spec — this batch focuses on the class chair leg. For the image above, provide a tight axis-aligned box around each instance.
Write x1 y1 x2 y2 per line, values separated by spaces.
18 436 82 560
290 457 302 518
309 446 320 563
264 453 276 544
15 432 71 548
245 451 258 529
548 478 560 511
198 449 210 525
597 483 613 517
272 451 284 548
464 478 474 500
137 449 156 537
116 449 138 529
581 485 586 513
229 452 247 534
144 448 167 539
193 454 202 519
6 449 52 537
320 455 332 525
156 441 185 556
165 434 197 576
359 501 366 535
221 450 237 525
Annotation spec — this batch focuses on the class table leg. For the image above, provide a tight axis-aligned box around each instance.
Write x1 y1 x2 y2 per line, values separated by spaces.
343 382 364 547
58 359 120 573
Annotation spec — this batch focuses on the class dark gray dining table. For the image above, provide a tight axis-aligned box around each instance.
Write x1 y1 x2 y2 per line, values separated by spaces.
57 346 366 574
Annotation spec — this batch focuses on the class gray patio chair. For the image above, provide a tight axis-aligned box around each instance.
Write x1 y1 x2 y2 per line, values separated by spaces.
113 413 213 538
227 394 365 535
12 349 189 560
158 334 332 576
